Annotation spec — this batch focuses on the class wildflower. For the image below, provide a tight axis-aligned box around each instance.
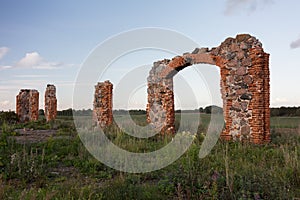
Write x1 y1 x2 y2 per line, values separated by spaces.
10 153 17 164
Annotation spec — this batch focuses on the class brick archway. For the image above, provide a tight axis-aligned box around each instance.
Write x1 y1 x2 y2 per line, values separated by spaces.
146 34 270 144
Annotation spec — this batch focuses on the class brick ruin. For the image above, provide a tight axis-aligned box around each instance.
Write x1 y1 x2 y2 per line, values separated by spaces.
146 34 270 144
11 34 271 144
16 89 39 123
93 81 113 128
44 84 57 121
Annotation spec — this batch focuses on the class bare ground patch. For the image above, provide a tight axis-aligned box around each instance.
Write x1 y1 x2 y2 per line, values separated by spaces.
10 129 70 144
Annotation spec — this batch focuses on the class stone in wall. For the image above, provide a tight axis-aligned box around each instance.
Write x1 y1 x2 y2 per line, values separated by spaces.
44 84 57 122
93 80 113 128
147 34 270 144
16 89 39 122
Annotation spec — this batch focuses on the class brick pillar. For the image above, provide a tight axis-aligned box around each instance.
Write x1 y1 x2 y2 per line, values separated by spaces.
263 54 271 143
44 84 57 122
248 47 270 144
147 60 175 134
163 78 175 134
93 80 113 128
217 58 233 141
16 89 39 122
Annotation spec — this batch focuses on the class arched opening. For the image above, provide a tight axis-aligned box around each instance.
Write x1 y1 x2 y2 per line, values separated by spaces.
173 63 223 135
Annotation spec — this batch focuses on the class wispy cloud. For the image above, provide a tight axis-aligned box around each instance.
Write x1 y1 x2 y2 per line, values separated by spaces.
13 74 49 78
15 52 63 69
56 81 76 87
290 36 300 49
224 0 274 15
0 47 9 60
0 65 12 70
271 97 300 107
0 49 78 71
0 51 75 71
0 100 13 111
16 52 42 67
0 100 10 106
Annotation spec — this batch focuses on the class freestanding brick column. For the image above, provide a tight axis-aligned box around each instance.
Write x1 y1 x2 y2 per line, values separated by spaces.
44 84 57 122
147 34 270 144
93 80 113 128
16 89 39 122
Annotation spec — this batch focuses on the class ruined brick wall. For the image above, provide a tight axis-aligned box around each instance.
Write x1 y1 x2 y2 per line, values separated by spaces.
147 60 175 134
44 84 57 122
147 34 270 144
93 81 113 128
16 89 39 122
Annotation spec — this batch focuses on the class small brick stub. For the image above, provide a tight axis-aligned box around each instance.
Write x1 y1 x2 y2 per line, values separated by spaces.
147 34 270 144
44 84 57 122
16 89 39 123
93 81 113 128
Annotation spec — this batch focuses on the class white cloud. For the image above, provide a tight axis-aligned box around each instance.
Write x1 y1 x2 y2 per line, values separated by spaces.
0 100 13 111
0 65 12 70
290 37 300 49
0 100 10 106
273 97 288 104
0 47 9 60
16 52 42 67
0 51 76 71
224 0 274 15
16 52 62 69
271 97 300 107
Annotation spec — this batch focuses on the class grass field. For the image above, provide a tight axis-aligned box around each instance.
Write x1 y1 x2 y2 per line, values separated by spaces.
0 113 299 199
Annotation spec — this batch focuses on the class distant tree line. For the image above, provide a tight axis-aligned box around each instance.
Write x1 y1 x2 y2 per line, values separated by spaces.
175 105 223 114
112 109 146 115
270 107 300 117
129 109 147 115
0 111 18 125
40 108 74 116
57 108 74 116
200 105 223 114
40 109 147 116
175 109 199 113
4 106 300 122
35 106 300 117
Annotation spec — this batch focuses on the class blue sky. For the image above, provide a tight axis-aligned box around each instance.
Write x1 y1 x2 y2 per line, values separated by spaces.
0 0 300 110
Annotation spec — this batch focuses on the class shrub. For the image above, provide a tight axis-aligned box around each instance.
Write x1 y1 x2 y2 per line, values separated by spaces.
0 111 18 125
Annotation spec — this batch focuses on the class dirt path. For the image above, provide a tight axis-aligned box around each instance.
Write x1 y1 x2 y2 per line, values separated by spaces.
11 129 66 144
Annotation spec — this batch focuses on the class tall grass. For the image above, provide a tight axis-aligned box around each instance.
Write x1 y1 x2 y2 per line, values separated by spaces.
0 114 299 199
